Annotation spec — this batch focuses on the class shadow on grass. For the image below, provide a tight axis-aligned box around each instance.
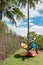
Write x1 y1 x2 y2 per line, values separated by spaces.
14 54 39 63
14 53 32 61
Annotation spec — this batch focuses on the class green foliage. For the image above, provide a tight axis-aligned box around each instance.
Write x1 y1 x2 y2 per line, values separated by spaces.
36 35 43 49
13 8 25 20
0 20 7 33
29 31 37 37
17 0 27 7
29 0 39 9
17 0 40 9
0 0 25 25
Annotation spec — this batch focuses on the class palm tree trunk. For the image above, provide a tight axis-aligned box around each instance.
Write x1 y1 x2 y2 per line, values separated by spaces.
27 0 29 53
0 0 2 20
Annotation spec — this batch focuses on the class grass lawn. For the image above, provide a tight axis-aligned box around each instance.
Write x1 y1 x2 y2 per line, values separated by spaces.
0 50 43 65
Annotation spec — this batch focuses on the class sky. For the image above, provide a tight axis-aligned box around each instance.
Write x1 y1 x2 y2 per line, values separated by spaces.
2 0 43 37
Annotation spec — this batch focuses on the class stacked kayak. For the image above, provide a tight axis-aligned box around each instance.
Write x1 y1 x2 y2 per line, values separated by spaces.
28 51 37 57
20 43 38 57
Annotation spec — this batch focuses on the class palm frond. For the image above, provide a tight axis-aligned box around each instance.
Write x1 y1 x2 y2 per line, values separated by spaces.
17 0 27 7
2 0 40 26
13 8 25 19
2 0 25 25
17 0 40 8
5 10 17 26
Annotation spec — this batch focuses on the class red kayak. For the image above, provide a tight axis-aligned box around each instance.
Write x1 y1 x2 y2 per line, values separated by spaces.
28 51 37 57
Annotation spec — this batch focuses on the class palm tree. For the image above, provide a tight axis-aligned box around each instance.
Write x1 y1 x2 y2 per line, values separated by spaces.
0 0 25 25
0 0 41 45
17 0 40 52
0 0 41 25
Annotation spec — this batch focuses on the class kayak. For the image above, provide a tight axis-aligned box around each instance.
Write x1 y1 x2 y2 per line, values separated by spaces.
28 51 37 57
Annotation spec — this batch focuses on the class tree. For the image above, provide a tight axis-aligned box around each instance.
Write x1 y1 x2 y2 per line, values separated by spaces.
0 0 25 25
17 0 40 52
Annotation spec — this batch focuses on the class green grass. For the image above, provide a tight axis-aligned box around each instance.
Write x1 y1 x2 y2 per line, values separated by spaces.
0 50 43 65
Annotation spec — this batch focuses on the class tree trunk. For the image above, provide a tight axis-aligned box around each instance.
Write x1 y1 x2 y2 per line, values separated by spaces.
27 0 29 53
0 0 2 20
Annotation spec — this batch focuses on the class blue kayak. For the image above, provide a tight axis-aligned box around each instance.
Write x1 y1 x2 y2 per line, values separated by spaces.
30 43 37 48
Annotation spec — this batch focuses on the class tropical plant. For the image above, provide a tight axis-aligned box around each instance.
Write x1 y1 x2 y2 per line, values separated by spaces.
29 31 37 37
17 0 40 52
36 35 43 50
0 0 25 25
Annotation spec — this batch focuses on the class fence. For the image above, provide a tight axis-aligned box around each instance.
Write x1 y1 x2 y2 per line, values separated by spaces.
0 32 22 60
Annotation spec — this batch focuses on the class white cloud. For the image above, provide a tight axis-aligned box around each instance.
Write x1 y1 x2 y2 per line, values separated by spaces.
36 1 43 10
15 27 27 37
30 24 43 35
8 24 27 37
29 8 40 18
29 0 43 18
29 22 35 26
8 22 43 36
